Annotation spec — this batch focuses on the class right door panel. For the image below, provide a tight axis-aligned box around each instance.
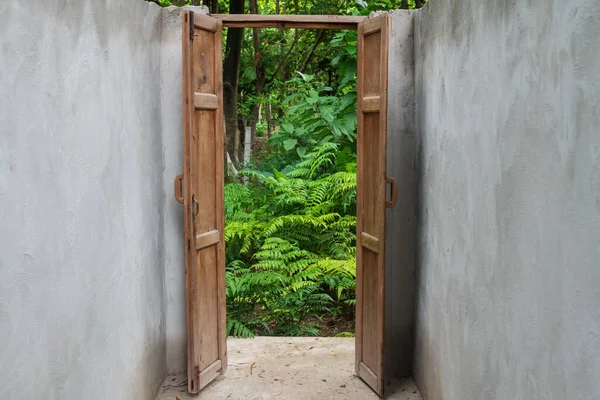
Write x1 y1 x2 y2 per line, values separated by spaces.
355 13 390 398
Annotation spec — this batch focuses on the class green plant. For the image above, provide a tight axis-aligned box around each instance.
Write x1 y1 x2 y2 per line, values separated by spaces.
225 116 358 336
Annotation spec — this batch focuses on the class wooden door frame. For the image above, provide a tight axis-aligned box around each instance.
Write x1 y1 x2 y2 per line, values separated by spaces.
212 14 366 30
195 12 390 397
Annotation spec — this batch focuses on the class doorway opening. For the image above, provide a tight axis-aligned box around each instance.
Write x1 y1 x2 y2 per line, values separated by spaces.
223 19 358 341
177 11 394 397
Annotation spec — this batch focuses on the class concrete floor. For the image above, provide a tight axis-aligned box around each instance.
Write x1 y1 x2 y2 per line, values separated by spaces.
156 337 422 400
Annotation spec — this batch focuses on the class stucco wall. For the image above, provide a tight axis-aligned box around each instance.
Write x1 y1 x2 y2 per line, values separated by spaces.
159 6 188 375
159 6 207 375
0 1 168 398
385 10 417 381
413 0 600 399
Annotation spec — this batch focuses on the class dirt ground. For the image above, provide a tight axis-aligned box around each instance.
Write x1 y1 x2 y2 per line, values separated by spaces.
318 315 355 337
155 337 422 400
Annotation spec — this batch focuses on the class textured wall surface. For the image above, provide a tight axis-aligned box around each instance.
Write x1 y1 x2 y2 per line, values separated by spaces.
413 0 600 399
158 6 207 374
0 1 167 398
159 6 187 375
385 10 417 381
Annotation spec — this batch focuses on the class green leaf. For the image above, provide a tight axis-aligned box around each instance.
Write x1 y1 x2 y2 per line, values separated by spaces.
297 72 314 82
282 123 294 133
272 168 288 181
296 146 307 158
283 139 298 151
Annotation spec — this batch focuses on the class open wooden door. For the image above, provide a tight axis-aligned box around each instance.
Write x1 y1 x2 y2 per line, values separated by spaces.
355 13 391 398
177 10 226 394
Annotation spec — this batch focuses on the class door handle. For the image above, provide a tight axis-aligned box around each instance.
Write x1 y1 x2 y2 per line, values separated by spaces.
385 176 398 208
174 173 184 204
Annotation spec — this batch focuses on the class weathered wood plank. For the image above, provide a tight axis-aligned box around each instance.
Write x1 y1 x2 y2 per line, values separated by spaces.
360 232 380 254
355 14 390 398
362 96 381 113
195 230 220 249
213 14 365 30
194 93 218 110
193 12 219 32
182 10 226 394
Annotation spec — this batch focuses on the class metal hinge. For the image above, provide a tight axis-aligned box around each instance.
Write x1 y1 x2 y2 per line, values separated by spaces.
189 11 195 41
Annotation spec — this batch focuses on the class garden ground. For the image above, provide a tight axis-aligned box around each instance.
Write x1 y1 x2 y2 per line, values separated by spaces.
155 337 422 399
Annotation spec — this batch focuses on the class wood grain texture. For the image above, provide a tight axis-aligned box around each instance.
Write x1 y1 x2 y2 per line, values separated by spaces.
355 13 390 398
182 10 226 394
198 360 223 389
213 14 365 30
193 12 219 32
194 93 219 110
362 96 381 113
214 22 227 376
195 230 220 249
358 362 379 393
360 232 380 254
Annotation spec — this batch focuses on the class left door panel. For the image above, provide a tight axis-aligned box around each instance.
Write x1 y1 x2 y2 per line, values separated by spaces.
180 10 226 394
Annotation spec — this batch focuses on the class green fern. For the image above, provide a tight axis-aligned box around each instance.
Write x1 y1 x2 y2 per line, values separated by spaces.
224 75 358 337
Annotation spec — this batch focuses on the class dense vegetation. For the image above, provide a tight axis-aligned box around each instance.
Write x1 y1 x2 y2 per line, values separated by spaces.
225 71 359 336
152 0 425 336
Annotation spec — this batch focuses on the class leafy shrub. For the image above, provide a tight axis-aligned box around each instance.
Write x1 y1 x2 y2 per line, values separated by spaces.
225 79 358 336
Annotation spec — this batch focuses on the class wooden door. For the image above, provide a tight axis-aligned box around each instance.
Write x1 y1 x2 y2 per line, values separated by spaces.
178 10 226 394
355 13 391 398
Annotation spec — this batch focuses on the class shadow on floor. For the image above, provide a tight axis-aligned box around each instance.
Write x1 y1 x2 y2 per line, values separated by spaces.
155 337 422 400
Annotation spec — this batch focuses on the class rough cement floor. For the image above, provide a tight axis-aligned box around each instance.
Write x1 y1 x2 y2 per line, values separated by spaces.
156 337 422 400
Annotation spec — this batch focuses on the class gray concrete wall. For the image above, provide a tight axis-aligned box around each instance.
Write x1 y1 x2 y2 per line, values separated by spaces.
159 6 187 375
412 0 600 399
0 1 169 398
158 6 207 375
385 10 417 381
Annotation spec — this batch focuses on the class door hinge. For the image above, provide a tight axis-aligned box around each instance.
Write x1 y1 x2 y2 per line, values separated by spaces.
189 11 195 41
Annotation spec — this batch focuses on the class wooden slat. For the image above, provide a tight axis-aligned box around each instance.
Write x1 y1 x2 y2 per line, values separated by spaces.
198 359 222 390
360 232 380 254
182 10 196 393
362 96 381 113
361 17 383 35
193 12 219 32
358 362 380 394
196 230 220 250
194 93 218 110
213 14 365 30
214 21 228 381
355 16 365 386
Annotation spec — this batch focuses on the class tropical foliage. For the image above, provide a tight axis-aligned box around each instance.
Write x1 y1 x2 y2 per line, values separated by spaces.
150 0 425 336
224 77 358 336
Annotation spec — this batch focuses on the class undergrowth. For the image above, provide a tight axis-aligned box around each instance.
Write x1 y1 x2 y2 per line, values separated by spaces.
225 71 358 337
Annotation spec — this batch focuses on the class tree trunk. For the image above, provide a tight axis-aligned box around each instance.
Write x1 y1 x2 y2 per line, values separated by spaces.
233 126 240 163
223 0 244 163
265 102 272 138
203 0 218 12
248 0 267 149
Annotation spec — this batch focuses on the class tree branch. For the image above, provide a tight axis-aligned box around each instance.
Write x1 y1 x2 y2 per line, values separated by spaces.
269 33 300 82
299 30 325 73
